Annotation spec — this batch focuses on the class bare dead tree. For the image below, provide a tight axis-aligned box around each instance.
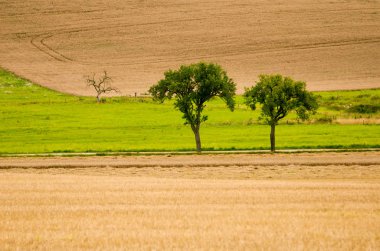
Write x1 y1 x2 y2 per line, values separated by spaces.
86 71 119 102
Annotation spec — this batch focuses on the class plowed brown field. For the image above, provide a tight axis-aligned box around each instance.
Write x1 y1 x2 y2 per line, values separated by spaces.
1 0 379 95
1 152 379 249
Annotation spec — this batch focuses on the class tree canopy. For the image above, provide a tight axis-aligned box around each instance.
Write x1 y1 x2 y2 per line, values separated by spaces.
244 74 318 151
149 62 236 152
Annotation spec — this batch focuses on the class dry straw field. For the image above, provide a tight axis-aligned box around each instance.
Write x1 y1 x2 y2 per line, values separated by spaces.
1 152 379 250
1 0 380 95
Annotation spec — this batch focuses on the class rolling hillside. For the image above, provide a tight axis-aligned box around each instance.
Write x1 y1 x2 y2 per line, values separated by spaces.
1 0 379 95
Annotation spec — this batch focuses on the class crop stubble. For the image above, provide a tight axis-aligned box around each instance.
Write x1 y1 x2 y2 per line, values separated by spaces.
0 152 379 250
0 0 379 95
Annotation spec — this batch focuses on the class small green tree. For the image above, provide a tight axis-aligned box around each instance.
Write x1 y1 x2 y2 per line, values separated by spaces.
149 62 236 152
244 74 318 152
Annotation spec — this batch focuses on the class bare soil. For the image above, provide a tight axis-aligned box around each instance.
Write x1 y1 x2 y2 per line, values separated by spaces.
1 0 379 95
1 152 379 180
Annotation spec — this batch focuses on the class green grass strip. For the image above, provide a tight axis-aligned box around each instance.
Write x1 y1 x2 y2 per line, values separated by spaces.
0 68 379 154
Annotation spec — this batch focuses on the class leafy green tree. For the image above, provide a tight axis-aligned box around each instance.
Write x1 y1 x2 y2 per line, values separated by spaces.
149 62 236 152
244 74 318 152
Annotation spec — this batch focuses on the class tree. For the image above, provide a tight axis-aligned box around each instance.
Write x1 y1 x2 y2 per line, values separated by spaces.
149 62 236 152
86 71 119 102
244 74 318 152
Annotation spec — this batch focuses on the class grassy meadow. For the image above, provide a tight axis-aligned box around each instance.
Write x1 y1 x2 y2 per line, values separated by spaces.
0 68 379 154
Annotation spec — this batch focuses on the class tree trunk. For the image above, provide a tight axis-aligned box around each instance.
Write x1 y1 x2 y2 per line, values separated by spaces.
270 124 276 152
96 95 100 103
193 127 202 153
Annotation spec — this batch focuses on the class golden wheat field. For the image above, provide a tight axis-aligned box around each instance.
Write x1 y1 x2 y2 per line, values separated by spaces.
1 0 380 95
1 152 379 250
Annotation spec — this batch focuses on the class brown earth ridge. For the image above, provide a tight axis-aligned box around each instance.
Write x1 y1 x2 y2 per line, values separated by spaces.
1 0 379 95
1 152 379 180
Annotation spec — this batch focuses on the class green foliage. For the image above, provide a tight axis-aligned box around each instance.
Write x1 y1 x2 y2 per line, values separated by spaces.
316 89 380 117
314 115 335 124
149 62 236 151
348 104 380 114
149 62 236 127
244 74 318 125
244 74 319 151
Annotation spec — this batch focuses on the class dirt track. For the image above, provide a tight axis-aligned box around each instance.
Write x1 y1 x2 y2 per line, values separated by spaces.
1 152 379 168
1 152 379 180
1 0 379 95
